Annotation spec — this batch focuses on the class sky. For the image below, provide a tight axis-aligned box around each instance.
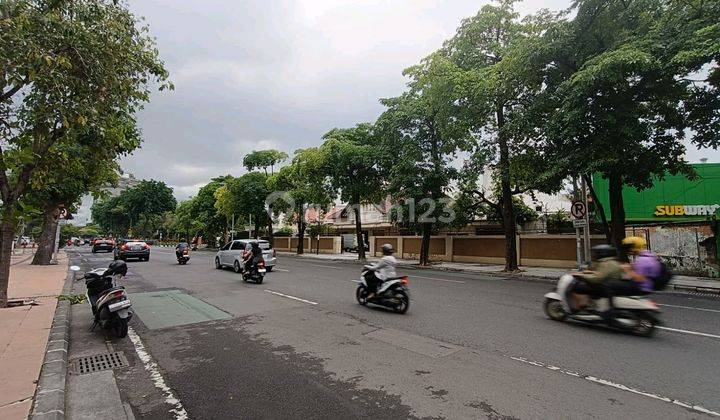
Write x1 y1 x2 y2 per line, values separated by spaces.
118 0 720 202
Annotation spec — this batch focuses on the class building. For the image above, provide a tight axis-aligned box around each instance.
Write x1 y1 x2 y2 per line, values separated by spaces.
73 173 142 226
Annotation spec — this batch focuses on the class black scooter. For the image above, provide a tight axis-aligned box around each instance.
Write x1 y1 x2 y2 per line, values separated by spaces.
176 247 190 265
71 262 133 338
242 257 266 284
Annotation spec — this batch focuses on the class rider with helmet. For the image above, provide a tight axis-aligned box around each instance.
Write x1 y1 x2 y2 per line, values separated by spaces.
619 236 659 295
568 244 622 312
175 238 189 259
365 243 397 300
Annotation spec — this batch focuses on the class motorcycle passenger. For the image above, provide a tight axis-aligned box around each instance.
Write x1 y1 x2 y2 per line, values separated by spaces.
365 243 397 301
619 236 658 295
244 241 262 273
569 245 622 312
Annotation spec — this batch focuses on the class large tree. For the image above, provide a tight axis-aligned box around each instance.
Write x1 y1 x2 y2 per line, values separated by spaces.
377 54 472 265
268 148 332 254
0 0 169 306
539 0 720 253
215 172 269 238
320 123 383 260
191 175 232 246
243 149 288 176
441 0 562 271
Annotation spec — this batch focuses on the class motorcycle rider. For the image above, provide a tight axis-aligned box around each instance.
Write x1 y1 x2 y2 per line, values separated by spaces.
619 236 659 295
175 238 189 259
243 241 262 273
569 244 622 312
365 243 397 301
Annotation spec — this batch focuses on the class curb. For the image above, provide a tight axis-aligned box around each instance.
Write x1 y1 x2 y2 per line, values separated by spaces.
29 268 74 420
279 252 720 294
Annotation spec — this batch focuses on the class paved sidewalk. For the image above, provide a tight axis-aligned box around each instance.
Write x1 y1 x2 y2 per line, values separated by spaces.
0 252 68 420
278 251 720 292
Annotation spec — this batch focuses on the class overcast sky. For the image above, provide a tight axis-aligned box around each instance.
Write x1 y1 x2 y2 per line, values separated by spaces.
119 0 720 201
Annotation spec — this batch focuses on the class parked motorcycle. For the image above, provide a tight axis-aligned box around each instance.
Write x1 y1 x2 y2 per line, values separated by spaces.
543 274 661 336
356 268 410 314
177 248 190 265
71 261 133 338
242 257 266 284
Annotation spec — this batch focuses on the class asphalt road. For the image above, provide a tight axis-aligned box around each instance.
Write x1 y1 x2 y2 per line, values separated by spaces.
67 246 720 419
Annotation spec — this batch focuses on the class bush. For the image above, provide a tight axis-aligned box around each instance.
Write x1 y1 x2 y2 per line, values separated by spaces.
274 227 294 237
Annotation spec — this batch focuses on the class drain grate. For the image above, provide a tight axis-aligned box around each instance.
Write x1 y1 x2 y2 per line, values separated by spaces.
69 351 129 375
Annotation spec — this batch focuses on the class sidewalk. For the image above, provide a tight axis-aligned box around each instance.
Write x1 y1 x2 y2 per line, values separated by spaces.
278 251 720 293
0 252 68 420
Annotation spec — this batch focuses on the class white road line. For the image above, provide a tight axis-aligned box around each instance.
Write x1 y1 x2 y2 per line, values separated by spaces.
509 356 720 417
127 327 188 420
273 268 290 272
307 264 342 270
657 326 720 340
411 275 466 284
659 304 720 313
265 290 318 305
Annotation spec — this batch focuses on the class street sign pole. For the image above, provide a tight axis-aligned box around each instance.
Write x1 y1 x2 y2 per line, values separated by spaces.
575 227 582 270
571 199 588 270
581 176 592 267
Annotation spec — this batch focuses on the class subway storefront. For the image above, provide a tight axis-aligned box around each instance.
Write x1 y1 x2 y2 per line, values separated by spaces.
593 163 720 223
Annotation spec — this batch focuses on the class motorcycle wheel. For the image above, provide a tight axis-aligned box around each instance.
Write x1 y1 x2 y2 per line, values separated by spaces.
233 260 242 273
111 317 128 338
393 291 409 314
630 312 656 337
356 286 368 305
544 298 567 322
256 275 263 284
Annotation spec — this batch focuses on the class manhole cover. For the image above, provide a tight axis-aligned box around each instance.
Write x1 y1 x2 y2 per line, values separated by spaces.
69 351 129 375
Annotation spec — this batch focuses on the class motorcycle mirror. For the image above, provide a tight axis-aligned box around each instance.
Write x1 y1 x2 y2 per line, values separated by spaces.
69 265 81 271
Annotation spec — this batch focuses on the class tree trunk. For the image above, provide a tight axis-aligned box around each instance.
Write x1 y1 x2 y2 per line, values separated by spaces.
0 206 16 307
353 201 366 261
497 106 518 271
583 174 611 244
32 205 60 265
297 205 306 254
254 218 261 239
608 172 627 259
420 222 432 266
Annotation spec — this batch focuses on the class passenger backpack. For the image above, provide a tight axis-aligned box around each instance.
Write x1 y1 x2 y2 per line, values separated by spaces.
652 257 673 291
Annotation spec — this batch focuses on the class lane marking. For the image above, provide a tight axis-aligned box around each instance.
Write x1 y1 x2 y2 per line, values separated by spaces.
411 275 465 284
127 327 188 419
265 290 318 305
307 264 342 270
273 268 290 272
508 356 720 417
657 326 720 340
659 304 720 314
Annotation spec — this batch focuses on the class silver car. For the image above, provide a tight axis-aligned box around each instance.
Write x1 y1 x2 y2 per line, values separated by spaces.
214 239 277 273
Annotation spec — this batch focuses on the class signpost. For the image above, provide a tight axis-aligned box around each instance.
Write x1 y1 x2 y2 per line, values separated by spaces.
571 198 589 269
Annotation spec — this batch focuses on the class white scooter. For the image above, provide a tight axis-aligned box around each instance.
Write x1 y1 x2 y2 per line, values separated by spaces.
71 261 133 338
356 267 410 314
543 274 661 336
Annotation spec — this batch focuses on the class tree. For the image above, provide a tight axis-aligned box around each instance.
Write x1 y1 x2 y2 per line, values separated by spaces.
441 0 563 271
0 0 169 306
539 0 720 253
377 53 472 265
243 149 288 176
320 123 383 260
268 148 332 254
174 199 202 242
191 176 232 246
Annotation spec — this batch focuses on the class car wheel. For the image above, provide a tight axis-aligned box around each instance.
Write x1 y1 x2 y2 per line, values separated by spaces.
215 257 221 269
145 255 150 262
233 260 242 273
266 266 273 272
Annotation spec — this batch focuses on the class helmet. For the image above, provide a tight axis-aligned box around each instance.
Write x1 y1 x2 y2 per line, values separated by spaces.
381 243 394 255
622 236 646 254
108 260 128 277
591 244 616 261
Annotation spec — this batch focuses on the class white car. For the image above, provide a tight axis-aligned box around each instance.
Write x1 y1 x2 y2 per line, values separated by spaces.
214 239 277 273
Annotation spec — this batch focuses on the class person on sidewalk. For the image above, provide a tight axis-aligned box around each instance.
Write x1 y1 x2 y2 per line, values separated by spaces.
364 243 397 301
620 236 660 295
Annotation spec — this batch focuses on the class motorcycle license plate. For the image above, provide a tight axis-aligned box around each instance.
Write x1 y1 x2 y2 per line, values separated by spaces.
258 269 267 273
108 300 131 312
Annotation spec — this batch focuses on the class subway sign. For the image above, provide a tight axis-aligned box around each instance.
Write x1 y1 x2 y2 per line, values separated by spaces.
654 204 720 216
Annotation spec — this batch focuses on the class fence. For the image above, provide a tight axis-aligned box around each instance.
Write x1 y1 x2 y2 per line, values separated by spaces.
370 235 607 268
272 236 341 254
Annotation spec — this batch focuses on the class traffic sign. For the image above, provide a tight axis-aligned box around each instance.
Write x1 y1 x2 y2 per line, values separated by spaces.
571 200 586 219
572 219 587 228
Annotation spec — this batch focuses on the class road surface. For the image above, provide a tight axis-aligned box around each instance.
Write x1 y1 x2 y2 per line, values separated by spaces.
66 246 720 419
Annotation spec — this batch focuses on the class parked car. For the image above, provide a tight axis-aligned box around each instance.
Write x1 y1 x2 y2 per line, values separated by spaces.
114 239 150 261
214 239 276 273
341 233 369 252
92 239 115 253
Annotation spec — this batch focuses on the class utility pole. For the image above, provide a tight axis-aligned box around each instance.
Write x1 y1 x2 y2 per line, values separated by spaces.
581 176 592 267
